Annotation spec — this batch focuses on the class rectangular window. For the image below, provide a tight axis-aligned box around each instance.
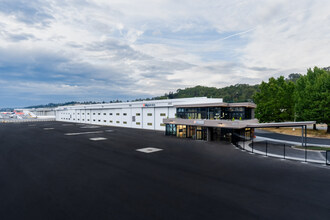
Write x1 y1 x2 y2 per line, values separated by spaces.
98 120 101 122
123 113 127 116
87 113 90 115
93 119 96 121
123 121 127 124
110 120 113 123
116 121 120 124
116 113 120 116
110 113 113 115
82 113 84 115
104 120 106 122
136 122 141 125
136 113 140 116
160 113 166 116
160 123 165 126
147 113 152 116
93 113 95 115
147 123 152 126
87 119 90 121
103 113 106 115
98 113 101 115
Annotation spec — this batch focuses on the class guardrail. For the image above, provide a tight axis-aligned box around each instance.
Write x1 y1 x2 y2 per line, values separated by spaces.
232 133 329 165
0 118 56 123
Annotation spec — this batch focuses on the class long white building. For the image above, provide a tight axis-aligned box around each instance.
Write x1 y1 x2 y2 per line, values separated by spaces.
55 97 223 131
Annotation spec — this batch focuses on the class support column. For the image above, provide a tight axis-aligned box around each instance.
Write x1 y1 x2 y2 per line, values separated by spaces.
207 127 212 141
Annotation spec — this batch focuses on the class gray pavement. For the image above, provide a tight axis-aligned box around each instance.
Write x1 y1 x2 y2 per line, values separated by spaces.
1 122 330 220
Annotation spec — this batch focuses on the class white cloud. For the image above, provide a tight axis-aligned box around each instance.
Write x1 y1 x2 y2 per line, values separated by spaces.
0 0 330 106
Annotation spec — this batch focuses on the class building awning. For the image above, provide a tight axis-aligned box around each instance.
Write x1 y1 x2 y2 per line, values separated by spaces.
246 121 316 128
163 118 315 129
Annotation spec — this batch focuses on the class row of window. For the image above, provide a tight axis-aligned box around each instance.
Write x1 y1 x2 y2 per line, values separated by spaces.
62 112 166 116
59 118 165 126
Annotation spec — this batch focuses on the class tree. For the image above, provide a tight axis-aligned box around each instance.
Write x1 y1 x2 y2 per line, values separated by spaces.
295 67 330 133
254 76 295 122
286 73 302 83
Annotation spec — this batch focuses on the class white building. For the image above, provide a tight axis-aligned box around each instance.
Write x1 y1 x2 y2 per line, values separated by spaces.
55 97 223 131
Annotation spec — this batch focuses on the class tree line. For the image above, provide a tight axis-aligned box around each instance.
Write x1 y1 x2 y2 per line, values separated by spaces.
154 84 260 102
254 67 330 133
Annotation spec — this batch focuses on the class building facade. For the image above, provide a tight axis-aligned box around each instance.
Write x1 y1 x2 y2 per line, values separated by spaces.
55 97 225 131
163 102 257 141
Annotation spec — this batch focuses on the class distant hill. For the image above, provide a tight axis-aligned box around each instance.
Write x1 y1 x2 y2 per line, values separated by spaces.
154 84 260 102
25 101 102 109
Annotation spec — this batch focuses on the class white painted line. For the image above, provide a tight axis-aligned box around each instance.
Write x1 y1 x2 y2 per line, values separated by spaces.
44 128 54 130
81 125 100 129
105 130 114 132
65 131 103 136
62 124 74 126
89 137 107 141
136 147 163 154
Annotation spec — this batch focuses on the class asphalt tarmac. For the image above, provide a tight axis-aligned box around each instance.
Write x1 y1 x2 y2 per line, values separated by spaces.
1 122 330 220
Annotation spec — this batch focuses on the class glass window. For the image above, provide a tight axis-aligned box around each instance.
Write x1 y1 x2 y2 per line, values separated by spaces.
147 113 152 116
160 113 166 116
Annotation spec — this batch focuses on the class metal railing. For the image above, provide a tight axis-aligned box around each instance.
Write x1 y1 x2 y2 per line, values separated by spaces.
232 133 329 165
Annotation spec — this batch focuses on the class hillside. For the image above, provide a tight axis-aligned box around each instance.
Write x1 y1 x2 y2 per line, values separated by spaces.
155 84 259 102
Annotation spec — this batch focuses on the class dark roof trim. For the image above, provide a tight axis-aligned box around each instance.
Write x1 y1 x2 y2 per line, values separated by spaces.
174 102 256 108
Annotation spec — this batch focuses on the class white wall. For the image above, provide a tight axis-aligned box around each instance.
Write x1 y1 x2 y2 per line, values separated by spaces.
56 106 174 131
55 97 224 131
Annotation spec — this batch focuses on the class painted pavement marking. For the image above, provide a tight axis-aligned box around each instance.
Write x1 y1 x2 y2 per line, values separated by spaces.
136 147 163 154
89 137 107 141
65 131 104 136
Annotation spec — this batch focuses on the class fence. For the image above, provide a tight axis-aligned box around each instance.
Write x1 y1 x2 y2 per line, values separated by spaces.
0 118 56 123
232 133 329 165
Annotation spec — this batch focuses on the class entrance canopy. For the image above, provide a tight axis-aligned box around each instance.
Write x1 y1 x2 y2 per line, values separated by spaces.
163 118 316 129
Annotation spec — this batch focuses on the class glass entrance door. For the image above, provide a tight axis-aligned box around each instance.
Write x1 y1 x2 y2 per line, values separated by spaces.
196 127 207 140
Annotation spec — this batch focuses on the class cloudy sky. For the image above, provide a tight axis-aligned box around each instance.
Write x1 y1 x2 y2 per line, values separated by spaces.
0 0 329 107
